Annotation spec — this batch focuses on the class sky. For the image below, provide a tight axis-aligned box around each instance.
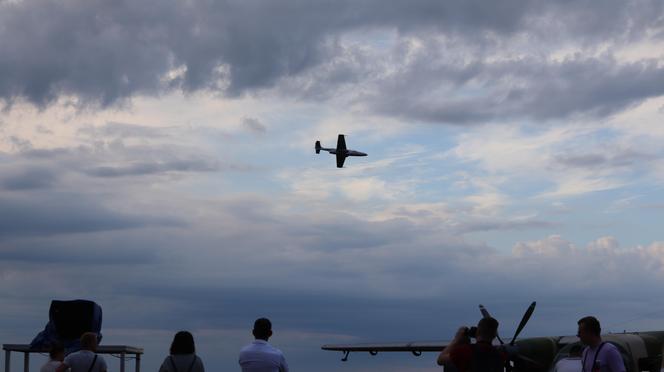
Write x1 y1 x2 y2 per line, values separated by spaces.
1 0 664 371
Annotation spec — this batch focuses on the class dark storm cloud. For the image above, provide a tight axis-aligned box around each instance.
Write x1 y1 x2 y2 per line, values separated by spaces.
21 147 72 159
285 217 421 251
0 193 171 238
0 0 661 121
0 239 157 264
0 166 57 190
554 149 656 169
119 284 479 338
538 0 664 42
78 122 170 139
457 218 555 233
90 226 664 340
9 135 242 178
242 117 267 135
370 55 664 124
78 121 230 143
518 58 664 120
2 190 663 371
83 159 220 177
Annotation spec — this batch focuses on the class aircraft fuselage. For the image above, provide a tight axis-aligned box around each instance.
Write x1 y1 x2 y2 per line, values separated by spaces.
321 149 367 157
315 134 367 167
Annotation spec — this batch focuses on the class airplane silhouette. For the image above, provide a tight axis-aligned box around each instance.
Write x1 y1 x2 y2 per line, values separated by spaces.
322 302 664 371
315 134 367 168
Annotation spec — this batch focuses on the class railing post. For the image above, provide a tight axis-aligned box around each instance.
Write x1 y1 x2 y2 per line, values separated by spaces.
4 350 10 372
135 352 141 372
120 352 126 372
23 351 29 372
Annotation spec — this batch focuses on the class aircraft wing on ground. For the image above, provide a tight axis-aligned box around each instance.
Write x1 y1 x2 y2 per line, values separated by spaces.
321 340 448 361
322 338 555 368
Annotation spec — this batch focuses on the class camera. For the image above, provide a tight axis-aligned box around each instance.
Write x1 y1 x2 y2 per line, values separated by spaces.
465 326 478 338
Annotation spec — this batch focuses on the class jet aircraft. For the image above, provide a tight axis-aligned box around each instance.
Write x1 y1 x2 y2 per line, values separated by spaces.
315 134 367 168
321 302 664 371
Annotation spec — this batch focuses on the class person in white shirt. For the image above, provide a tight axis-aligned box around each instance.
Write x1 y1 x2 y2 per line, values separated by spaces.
159 331 205 372
239 318 289 372
40 343 64 372
56 332 107 372
554 344 583 372
577 316 626 372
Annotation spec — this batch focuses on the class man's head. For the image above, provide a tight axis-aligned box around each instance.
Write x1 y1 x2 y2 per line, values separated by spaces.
577 316 601 345
80 332 99 351
253 317 273 341
476 317 499 342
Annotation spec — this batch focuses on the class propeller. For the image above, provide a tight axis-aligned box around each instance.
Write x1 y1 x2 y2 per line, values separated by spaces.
478 302 538 372
510 301 536 346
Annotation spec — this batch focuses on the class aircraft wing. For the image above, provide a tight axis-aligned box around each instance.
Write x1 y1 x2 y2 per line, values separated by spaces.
336 153 346 168
321 340 448 360
336 134 347 151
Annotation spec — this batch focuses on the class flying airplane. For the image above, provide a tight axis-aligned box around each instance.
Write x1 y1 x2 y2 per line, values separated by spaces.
321 302 664 372
315 134 367 168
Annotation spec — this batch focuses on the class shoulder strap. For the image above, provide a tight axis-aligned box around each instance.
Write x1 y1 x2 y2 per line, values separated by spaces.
591 342 606 371
86 354 98 372
583 342 606 372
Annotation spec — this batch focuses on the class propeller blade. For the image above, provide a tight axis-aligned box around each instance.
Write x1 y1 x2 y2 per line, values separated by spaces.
510 301 536 345
478 304 504 345
479 304 490 318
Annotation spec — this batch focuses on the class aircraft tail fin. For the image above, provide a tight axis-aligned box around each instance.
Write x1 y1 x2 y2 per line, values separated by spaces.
315 141 321 154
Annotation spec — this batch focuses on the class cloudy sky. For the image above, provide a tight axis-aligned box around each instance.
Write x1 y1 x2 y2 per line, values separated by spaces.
1 0 664 371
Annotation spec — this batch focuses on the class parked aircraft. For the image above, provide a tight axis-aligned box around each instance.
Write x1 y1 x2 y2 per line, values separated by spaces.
315 134 367 168
321 302 664 371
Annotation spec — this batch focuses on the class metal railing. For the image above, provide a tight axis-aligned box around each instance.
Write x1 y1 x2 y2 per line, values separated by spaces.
2 344 143 372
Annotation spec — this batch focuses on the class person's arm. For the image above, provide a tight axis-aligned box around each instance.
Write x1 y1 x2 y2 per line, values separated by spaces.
437 326 470 366
55 362 69 372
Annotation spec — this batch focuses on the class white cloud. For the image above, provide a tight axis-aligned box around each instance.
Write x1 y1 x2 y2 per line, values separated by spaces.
464 192 509 216
511 235 664 282
537 174 627 198
339 177 393 202
513 235 575 257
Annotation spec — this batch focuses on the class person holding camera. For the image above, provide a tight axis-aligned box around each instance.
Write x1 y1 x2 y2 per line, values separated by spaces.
437 317 504 372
